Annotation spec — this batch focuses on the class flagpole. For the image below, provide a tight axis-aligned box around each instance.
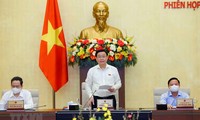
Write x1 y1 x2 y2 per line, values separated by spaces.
53 90 55 109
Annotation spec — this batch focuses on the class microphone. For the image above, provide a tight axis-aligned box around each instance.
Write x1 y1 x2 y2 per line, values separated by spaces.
32 105 46 109
25 105 46 110
82 90 97 109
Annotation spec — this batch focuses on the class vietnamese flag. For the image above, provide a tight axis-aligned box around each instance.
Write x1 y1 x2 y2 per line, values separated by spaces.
39 0 68 92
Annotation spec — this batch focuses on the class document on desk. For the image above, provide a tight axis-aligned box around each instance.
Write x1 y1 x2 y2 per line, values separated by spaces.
99 85 112 89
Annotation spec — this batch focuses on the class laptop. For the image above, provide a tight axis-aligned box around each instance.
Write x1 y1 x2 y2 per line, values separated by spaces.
7 100 24 110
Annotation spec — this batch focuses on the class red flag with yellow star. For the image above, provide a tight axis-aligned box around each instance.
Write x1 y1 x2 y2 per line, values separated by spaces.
39 0 68 92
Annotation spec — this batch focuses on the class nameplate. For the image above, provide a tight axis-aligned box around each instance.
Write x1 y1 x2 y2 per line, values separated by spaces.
7 100 24 110
177 98 193 108
97 99 113 108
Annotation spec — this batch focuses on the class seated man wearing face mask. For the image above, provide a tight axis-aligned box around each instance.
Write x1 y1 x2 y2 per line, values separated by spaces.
160 77 189 109
0 76 33 109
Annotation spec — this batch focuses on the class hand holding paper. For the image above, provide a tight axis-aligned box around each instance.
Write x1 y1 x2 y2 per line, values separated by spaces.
99 85 112 89
108 87 115 92
99 85 115 92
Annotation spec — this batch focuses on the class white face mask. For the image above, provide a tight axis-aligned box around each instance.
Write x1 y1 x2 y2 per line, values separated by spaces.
12 87 21 94
170 85 179 92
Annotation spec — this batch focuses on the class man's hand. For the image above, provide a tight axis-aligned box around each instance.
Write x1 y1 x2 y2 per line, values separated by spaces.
87 96 94 107
108 87 115 92
167 104 173 109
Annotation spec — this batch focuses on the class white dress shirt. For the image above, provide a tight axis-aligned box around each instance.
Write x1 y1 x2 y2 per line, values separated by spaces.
85 64 121 97
1 89 34 109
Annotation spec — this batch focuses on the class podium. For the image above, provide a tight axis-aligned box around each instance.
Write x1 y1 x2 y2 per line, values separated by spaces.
79 66 125 108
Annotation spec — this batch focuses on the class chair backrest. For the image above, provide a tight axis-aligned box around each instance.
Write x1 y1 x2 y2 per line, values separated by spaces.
28 89 39 107
81 82 119 108
2 89 39 107
153 88 190 107
81 82 89 107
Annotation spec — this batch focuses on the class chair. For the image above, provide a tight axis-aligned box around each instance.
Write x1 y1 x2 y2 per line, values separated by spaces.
81 82 89 107
81 82 119 108
153 88 190 107
28 89 39 107
2 89 39 107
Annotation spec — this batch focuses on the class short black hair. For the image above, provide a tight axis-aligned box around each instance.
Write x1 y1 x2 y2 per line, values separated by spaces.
11 76 23 86
168 77 180 85
95 49 108 57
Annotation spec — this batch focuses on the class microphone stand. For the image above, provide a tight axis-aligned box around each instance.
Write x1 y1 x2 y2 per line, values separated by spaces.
82 90 97 109
136 110 140 120
26 105 46 111
76 90 97 120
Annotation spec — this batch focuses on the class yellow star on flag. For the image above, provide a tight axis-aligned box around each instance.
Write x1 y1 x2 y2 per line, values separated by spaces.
41 20 64 54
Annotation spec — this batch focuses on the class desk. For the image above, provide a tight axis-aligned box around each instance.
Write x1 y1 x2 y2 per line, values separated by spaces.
56 110 152 120
152 110 200 120
1 109 199 120
0 109 56 120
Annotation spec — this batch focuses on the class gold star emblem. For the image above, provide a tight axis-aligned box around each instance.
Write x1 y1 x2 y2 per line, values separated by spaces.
41 20 65 54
